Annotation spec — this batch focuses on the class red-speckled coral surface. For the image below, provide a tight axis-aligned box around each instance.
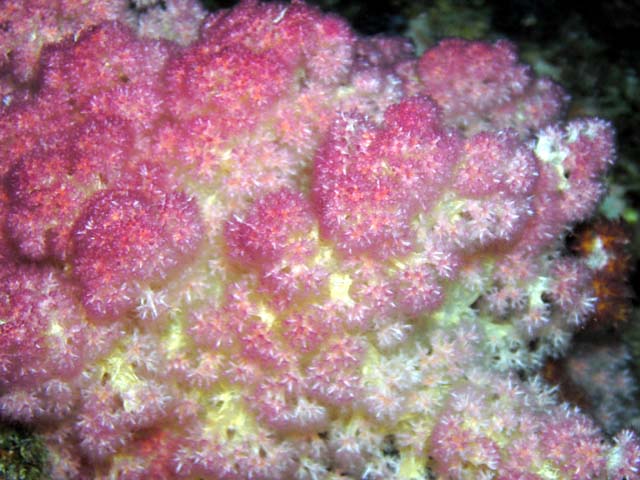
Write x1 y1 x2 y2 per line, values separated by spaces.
0 1 638 479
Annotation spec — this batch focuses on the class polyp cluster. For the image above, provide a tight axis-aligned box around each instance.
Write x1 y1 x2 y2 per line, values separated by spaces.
0 0 638 478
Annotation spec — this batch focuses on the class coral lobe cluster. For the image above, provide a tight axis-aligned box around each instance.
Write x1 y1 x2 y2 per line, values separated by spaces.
0 0 638 478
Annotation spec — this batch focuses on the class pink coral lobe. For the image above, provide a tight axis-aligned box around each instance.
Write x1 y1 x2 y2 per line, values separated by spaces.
40 21 168 97
225 187 316 268
454 130 537 198
72 188 203 320
5 115 134 261
199 0 355 84
312 97 459 257
0 264 85 388
164 42 292 122
418 39 530 120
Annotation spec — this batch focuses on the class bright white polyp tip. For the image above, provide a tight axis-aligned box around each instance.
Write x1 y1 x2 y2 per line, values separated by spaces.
136 287 168 320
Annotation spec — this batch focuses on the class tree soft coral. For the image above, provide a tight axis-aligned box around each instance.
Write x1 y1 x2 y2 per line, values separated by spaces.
0 1 638 479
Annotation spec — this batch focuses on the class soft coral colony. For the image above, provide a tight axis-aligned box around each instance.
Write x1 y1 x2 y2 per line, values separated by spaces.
0 0 638 478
